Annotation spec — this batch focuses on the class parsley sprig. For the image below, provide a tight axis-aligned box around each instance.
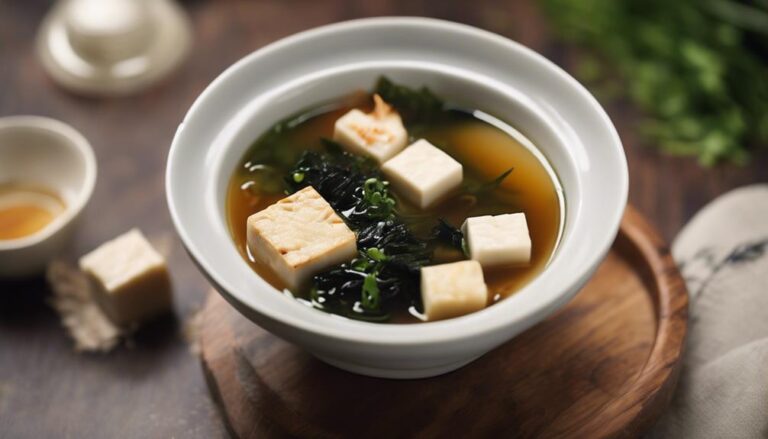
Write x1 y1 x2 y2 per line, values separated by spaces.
543 0 768 165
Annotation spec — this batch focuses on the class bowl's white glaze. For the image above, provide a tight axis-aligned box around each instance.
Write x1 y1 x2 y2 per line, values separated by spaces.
166 18 628 378
0 116 97 277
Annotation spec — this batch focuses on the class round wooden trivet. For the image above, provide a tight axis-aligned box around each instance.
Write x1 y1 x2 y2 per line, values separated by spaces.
199 206 688 438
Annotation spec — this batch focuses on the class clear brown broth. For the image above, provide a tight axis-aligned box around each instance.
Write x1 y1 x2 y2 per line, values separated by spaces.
227 96 563 323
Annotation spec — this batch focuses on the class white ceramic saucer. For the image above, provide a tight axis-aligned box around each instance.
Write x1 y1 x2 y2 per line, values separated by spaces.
36 0 192 96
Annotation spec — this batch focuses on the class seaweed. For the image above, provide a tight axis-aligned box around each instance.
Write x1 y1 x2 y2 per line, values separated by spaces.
373 76 446 128
432 219 468 256
286 144 432 321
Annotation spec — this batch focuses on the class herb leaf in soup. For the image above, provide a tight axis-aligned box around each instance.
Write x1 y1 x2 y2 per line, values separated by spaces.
463 167 515 196
433 219 468 257
374 76 446 127
362 178 397 221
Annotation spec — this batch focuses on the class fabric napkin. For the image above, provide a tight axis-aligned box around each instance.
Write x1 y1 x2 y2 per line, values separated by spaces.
649 185 768 438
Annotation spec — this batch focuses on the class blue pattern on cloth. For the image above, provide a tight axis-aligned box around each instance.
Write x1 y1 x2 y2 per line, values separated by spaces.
648 185 768 439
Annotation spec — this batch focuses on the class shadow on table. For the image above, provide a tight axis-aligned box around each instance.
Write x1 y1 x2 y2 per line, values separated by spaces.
0 275 50 325
0 273 183 377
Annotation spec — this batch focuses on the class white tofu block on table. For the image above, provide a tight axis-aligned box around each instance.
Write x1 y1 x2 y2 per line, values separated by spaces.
247 186 357 290
462 213 532 267
421 260 488 321
382 139 463 209
333 94 408 163
79 229 172 326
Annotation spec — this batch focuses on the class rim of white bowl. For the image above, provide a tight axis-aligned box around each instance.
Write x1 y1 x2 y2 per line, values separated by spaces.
167 17 628 346
0 115 97 250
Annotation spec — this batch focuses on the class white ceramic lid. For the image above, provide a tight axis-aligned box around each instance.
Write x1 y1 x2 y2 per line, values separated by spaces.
36 0 192 96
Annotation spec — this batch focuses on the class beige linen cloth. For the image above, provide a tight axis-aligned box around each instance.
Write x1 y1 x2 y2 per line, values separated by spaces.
649 185 768 439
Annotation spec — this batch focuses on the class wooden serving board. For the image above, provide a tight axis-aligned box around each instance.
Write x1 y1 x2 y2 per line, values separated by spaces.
199 206 688 439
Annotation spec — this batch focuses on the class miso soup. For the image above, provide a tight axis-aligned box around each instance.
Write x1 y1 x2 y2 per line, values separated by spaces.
226 78 563 323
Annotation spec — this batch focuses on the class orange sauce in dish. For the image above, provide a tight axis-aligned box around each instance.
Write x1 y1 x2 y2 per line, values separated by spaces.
0 184 66 240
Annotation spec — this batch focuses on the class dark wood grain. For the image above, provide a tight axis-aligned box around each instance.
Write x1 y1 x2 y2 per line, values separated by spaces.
199 206 688 439
0 0 763 437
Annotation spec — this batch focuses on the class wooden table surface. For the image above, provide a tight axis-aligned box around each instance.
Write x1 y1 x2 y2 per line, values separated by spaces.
0 1 765 437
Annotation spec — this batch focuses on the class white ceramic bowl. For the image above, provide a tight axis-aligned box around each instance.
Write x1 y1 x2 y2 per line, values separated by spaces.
167 18 628 378
0 116 97 277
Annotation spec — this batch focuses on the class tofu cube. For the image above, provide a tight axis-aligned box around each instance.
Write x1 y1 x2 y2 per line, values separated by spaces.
382 139 463 209
333 94 408 163
247 186 357 290
462 213 532 267
79 229 172 326
421 260 488 321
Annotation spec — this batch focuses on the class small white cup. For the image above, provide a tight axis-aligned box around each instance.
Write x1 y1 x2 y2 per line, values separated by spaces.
0 116 97 278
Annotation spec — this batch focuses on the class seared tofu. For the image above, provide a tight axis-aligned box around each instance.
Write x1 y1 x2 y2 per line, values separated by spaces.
462 213 532 267
381 139 463 209
421 260 488 321
246 186 357 290
79 229 172 326
333 94 408 163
